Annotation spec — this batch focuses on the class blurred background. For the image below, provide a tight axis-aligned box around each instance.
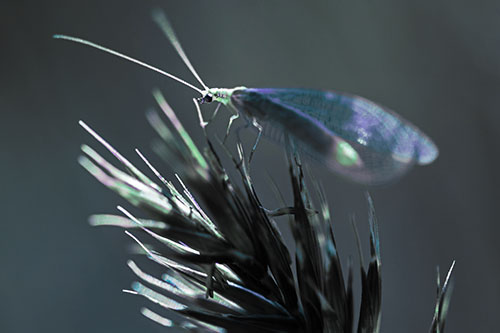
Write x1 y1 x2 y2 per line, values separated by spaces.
2 0 499 332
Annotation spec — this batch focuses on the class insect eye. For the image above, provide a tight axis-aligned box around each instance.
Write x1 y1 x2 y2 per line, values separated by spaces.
197 93 213 104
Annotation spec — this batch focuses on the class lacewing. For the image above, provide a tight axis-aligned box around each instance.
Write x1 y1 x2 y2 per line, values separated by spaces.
54 10 438 185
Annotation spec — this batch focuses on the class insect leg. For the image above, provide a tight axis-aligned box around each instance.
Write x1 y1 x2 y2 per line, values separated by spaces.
223 112 240 143
234 116 252 143
249 118 263 162
208 103 222 123
261 206 319 217
192 99 208 129
193 101 222 130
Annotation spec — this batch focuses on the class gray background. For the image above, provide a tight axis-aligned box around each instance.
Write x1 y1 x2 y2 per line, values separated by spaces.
2 0 499 332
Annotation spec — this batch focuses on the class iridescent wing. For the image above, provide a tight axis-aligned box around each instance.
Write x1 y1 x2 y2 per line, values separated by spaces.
231 88 438 185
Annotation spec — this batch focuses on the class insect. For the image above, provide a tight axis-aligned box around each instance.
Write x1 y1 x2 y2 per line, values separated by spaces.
54 10 438 185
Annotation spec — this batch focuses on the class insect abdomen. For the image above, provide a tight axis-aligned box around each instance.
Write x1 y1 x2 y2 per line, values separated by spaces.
231 88 336 156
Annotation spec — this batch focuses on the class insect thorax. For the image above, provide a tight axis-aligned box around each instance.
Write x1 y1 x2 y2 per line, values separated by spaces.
200 87 246 106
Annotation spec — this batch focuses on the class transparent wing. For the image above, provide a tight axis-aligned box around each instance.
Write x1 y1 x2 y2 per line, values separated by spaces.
232 88 438 185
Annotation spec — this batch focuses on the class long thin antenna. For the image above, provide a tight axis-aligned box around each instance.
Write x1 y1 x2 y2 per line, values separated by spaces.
53 34 203 94
152 9 209 91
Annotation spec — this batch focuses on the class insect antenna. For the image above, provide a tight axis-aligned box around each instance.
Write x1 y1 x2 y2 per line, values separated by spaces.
152 9 209 91
53 34 204 94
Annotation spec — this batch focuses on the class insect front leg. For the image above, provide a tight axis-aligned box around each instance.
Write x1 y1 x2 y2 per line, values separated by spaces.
249 118 263 163
193 100 222 130
193 98 208 129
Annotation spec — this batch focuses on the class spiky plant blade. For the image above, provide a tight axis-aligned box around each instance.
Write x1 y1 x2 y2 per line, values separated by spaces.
430 261 456 333
357 193 382 333
79 89 454 332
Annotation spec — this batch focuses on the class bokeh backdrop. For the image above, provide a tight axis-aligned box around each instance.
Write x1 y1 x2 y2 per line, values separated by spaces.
2 0 499 332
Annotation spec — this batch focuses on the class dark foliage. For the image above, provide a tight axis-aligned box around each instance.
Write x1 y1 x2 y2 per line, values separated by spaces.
80 90 454 332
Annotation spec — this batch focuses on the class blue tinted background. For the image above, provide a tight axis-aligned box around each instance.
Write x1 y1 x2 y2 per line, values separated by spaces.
2 0 499 332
